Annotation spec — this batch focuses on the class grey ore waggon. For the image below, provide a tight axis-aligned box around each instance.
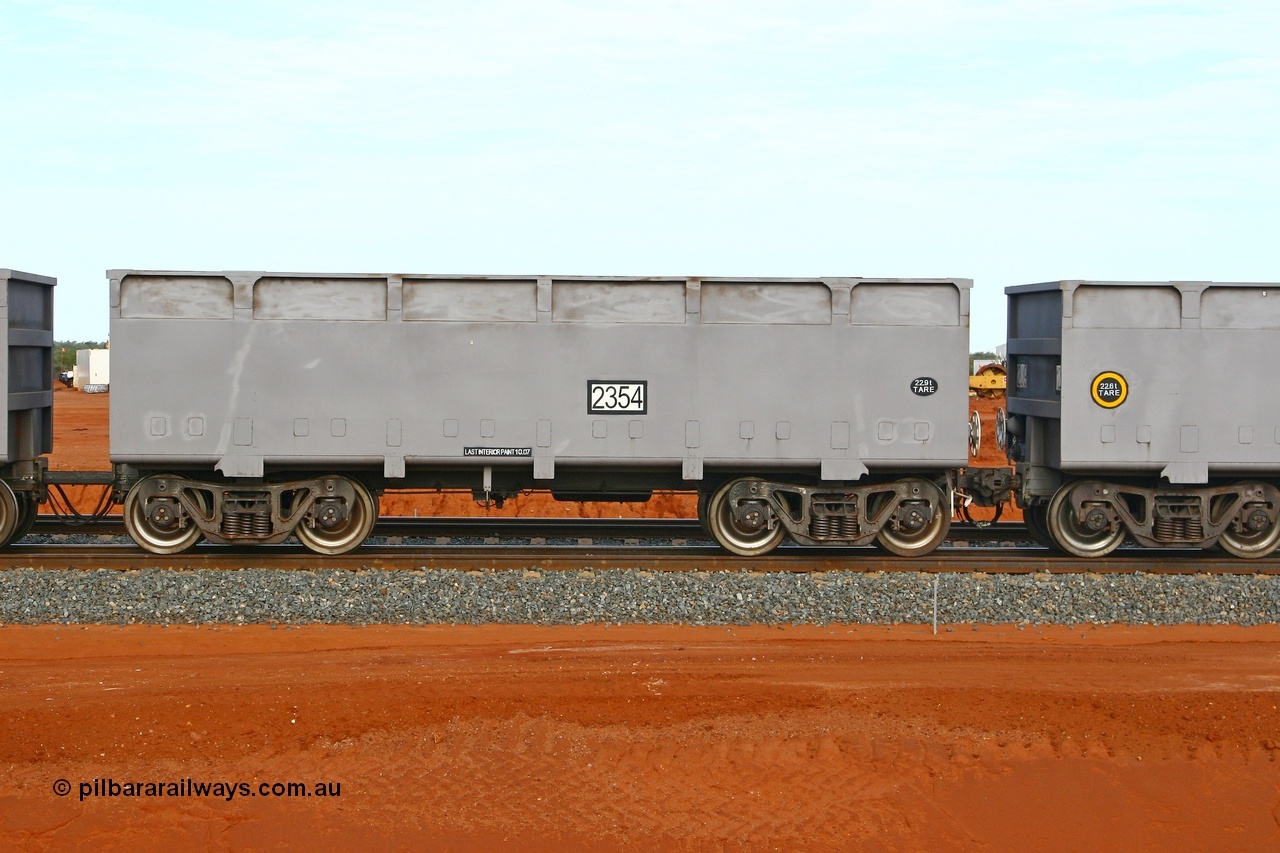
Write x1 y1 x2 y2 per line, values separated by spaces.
107 271 991 556
1002 280 1280 558
0 270 55 546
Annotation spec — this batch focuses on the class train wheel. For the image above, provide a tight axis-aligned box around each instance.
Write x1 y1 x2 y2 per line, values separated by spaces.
295 477 378 555
11 494 37 543
1022 503 1057 550
875 479 950 557
696 490 712 537
124 474 203 554
1216 482 1280 559
706 477 785 557
1046 481 1125 558
0 481 20 546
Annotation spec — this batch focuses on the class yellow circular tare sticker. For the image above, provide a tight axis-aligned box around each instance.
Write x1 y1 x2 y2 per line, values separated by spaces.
1091 371 1128 408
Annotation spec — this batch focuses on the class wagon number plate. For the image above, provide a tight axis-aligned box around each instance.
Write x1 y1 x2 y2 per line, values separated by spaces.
588 381 647 415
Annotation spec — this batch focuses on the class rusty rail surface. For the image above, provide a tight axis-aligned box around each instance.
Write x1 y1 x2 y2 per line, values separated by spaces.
3 540 1274 575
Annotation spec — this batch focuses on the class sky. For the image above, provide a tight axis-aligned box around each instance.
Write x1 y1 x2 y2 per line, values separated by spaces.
2 0 1277 348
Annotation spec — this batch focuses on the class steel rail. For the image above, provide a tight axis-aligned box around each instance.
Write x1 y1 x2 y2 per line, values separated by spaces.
4 541 1274 574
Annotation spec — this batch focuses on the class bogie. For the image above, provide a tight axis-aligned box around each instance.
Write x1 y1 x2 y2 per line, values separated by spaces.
120 473 379 556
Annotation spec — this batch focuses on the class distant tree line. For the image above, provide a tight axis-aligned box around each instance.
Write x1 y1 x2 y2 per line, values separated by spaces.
54 341 107 376
969 350 1000 373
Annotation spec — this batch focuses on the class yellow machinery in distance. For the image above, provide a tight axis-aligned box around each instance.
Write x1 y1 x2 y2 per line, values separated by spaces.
969 362 1006 397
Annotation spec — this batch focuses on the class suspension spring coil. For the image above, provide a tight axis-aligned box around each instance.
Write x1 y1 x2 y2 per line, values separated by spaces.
810 515 835 539
1154 516 1204 542
810 506 860 540
221 510 273 538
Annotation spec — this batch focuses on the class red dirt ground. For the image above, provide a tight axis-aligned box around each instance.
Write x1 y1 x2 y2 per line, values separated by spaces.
2 625 1279 850
6 389 1272 850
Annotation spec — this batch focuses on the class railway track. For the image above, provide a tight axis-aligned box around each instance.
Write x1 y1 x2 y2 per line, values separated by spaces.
9 517 1277 574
